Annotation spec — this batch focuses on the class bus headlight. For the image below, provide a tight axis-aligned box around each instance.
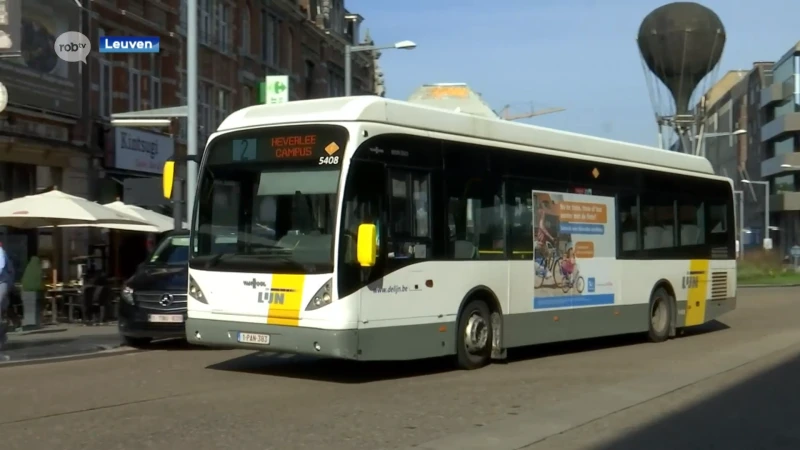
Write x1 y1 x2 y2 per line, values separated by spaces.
305 279 333 311
188 276 208 304
120 286 134 305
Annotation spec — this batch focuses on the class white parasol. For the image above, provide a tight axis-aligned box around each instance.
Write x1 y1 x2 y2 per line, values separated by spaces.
0 189 150 228
101 201 186 233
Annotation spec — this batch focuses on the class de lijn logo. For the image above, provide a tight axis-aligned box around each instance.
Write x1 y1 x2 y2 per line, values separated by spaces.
54 32 92 64
99 36 160 54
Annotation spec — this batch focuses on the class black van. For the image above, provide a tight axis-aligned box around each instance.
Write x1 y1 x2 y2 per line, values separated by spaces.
117 229 189 348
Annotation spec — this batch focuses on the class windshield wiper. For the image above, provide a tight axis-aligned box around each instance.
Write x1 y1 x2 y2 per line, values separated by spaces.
203 252 233 268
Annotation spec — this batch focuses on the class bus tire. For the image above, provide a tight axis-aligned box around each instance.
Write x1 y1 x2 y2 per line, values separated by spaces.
647 287 672 343
456 299 493 370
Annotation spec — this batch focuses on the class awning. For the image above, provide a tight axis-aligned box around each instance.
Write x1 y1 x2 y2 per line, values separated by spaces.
111 106 188 119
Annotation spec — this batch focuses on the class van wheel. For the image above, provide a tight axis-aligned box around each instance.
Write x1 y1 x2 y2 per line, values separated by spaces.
647 287 672 343
122 336 152 349
456 300 492 370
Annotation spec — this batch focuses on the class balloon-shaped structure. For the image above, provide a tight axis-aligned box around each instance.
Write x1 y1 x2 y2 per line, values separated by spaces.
637 2 725 116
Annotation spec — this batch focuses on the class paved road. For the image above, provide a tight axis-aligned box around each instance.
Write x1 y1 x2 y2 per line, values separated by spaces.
1 287 798 450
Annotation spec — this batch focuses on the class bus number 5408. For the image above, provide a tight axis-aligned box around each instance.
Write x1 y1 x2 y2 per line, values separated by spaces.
319 156 339 165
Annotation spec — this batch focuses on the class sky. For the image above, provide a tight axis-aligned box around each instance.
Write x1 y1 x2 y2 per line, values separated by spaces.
345 0 800 147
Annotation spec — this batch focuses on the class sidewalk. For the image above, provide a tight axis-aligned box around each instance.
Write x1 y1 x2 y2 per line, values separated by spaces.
0 323 124 365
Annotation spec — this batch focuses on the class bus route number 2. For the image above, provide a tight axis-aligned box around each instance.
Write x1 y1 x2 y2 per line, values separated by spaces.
319 156 339 165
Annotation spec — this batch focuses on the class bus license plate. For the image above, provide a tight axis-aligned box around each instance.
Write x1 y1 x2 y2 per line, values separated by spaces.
148 314 184 323
238 332 270 345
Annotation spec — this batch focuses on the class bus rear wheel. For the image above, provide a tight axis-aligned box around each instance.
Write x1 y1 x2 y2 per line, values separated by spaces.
456 299 493 370
647 287 672 343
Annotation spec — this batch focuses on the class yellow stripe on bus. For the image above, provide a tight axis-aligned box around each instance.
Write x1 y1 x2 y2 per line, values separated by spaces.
684 259 709 327
266 274 306 327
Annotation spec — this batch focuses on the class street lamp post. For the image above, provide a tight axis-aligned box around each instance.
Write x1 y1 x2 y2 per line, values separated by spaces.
186 0 198 224
734 189 744 259
741 179 771 250
345 40 416 96
697 129 747 157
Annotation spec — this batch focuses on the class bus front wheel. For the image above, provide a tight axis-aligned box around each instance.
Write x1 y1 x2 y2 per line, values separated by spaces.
647 287 672 343
456 299 493 370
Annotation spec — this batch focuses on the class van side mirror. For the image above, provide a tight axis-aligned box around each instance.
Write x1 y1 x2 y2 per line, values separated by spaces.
356 224 377 267
162 160 175 199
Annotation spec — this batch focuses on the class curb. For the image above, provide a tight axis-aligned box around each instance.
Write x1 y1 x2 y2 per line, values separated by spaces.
739 283 800 288
0 344 139 369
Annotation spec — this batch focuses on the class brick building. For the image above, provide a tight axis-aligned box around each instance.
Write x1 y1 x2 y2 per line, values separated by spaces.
0 0 382 278
88 0 381 207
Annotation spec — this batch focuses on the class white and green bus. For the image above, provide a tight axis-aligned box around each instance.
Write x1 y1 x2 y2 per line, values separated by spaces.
161 95 736 370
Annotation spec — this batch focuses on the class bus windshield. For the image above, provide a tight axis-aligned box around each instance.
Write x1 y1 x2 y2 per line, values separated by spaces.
191 124 349 274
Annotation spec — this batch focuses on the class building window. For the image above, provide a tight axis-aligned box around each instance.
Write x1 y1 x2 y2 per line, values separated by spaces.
772 55 797 86
216 89 230 127
200 83 212 140
242 86 251 107
328 69 342 97
305 60 315 98
774 136 794 157
178 72 187 140
285 28 293 70
128 55 141 111
98 28 112 118
240 6 250 55
772 174 795 193
199 0 211 45
179 0 187 29
261 11 279 65
216 2 230 52
150 54 161 108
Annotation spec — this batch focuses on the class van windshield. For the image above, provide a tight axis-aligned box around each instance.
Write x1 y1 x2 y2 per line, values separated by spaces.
149 236 189 265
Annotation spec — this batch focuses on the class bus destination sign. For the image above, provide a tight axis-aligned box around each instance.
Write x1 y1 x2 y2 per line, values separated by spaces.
273 134 317 159
216 125 348 166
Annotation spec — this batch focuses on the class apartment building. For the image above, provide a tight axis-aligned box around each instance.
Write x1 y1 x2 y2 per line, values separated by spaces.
700 64 773 249
760 41 800 253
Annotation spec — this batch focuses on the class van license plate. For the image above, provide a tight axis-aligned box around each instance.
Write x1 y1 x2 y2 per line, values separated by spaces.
238 332 270 345
148 314 183 323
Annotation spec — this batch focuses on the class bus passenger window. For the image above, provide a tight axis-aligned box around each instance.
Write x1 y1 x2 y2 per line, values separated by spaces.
708 204 727 234
387 169 432 261
678 199 705 246
446 174 504 260
411 174 430 237
618 194 640 253
389 173 409 235
640 194 676 249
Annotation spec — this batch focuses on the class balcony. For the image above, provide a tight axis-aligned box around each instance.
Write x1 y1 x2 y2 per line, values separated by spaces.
770 192 800 212
760 76 794 108
761 151 800 178
760 112 800 143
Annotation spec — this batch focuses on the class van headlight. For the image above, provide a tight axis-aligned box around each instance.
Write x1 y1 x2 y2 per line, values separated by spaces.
188 275 208 304
121 286 135 305
305 279 332 311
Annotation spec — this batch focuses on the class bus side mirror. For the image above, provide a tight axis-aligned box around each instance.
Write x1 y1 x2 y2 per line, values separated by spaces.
356 224 377 267
162 160 175 199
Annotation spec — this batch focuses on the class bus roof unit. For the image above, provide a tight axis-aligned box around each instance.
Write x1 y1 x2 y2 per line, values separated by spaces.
218 96 714 175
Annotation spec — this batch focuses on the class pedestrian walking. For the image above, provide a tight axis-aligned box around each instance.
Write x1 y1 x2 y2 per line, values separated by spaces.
0 241 14 360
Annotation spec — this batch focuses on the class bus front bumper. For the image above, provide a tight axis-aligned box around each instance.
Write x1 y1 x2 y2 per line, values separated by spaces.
185 318 359 360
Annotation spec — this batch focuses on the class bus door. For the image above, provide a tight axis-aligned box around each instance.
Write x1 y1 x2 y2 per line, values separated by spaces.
359 167 437 323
